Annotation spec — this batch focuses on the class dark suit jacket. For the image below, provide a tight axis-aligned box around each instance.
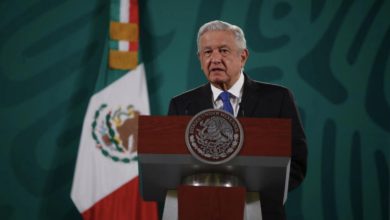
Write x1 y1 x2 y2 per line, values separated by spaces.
168 74 307 220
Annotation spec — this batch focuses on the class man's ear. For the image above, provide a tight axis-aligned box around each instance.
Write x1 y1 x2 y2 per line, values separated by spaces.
241 49 249 64
197 52 202 69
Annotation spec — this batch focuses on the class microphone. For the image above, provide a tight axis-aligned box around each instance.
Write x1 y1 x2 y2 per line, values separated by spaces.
239 102 244 117
184 102 191 115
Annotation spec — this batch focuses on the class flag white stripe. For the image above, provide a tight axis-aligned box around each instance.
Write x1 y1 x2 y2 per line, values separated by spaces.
119 0 130 51
120 0 129 22
119 41 129 51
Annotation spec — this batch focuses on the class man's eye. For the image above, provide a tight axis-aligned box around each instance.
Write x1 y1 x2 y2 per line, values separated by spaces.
220 49 229 54
204 50 212 56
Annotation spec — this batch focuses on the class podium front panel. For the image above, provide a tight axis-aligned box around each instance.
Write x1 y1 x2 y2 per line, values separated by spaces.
138 116 291 203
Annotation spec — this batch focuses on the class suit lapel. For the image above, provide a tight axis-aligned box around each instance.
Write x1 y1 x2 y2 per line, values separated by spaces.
188 83 213 115
187 76 262 116
238 74 261 117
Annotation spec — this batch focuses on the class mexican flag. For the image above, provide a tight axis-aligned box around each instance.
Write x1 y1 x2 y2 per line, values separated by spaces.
71 0 158 219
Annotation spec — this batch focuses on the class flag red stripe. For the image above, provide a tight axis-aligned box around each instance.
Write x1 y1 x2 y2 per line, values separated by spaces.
130 42 138 52
130 0 139 24
81 177 158 220
129 0 139 51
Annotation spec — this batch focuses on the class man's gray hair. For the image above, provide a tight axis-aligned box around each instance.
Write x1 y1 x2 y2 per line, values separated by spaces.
197 20 247 53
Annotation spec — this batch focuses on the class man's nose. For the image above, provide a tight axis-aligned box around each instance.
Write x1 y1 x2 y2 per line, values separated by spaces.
210 50 222 63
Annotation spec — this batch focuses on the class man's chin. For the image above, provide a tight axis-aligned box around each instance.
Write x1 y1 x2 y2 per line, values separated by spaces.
208 73 226 81
209 78 228 88
210 78 226 84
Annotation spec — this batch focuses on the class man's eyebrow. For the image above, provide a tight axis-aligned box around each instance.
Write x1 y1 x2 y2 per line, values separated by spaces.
218 45 232 50
202 45 230 50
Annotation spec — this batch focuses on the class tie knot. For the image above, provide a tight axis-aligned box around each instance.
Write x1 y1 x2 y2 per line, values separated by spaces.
219 91 231 102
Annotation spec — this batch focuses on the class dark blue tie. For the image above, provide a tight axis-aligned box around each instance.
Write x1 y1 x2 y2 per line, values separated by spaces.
219 91 234 115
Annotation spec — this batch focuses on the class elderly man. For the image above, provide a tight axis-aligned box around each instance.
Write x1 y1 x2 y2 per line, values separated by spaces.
168 20 307 220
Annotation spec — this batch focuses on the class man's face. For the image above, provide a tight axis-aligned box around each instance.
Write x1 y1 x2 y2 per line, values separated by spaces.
198 30 248 90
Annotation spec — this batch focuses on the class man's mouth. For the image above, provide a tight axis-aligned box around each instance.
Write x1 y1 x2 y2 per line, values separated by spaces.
209 67 225 72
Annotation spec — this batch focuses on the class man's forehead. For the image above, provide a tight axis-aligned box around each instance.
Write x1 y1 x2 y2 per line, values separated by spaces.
201 44 230 49
199 31 236 48
200 30 234 39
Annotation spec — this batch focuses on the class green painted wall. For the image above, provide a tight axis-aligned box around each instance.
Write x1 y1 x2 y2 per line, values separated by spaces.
0 0 388 219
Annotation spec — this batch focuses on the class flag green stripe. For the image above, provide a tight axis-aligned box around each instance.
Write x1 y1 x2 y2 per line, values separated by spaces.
110 0 120 21
109 40 118 50
108 0 126 79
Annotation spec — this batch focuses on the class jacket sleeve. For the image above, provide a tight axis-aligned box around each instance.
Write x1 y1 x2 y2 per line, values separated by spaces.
280 89 308 191
167 98 178 116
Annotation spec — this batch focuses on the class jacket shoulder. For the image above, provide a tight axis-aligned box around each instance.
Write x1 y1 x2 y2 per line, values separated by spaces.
248 79 292 95
171 84 209 102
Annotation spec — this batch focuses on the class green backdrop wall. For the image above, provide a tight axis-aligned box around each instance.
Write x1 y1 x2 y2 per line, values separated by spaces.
0 0 389 219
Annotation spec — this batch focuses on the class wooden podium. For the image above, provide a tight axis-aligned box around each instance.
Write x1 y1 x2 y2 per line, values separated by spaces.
138 116 291 220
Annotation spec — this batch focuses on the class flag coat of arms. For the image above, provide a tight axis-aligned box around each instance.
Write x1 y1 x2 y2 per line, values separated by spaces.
71 0 158 219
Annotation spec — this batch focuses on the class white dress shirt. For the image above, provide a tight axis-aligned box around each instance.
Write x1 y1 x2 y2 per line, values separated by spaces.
210 72 244 117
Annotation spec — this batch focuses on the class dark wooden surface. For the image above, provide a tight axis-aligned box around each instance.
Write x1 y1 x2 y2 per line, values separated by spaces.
138 116 291 157
178 185 246 220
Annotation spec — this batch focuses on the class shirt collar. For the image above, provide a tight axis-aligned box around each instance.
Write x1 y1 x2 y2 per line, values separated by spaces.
210 71 244 101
